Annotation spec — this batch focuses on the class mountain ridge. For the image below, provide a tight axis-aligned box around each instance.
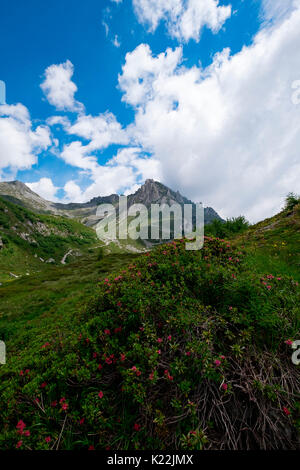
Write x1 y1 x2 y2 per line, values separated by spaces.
0 179 224 227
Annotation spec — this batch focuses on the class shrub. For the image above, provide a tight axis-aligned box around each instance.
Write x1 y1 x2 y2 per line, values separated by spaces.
284 193 300 212
205 216 249 239
0 237 299 450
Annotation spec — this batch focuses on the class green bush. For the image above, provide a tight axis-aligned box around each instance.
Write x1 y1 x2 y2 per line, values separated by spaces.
205 216 249 239
0 237 299 450
284 193 300 212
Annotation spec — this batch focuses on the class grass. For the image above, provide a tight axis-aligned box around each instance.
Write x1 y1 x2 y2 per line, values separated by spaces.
0 197 97 282
0 251 139 331
234 203 300 282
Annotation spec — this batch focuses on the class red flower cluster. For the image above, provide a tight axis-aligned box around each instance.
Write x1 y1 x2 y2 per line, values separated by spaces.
164 370 173 381
16 420 26 434
16 420 30 443
215 355 226 367
131 366 141 376
60 397 69 411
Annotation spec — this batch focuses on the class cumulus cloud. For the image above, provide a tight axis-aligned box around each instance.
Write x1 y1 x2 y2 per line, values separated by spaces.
118 44 183 107
67 112 128 149
47 111 129 174
118 6 300 222
26 177 60 201
132 0 232 42
63 180 83 202
56 111 129 174
60 141 98 171
61 147 161 203
0 103 51 178
40 60 84 112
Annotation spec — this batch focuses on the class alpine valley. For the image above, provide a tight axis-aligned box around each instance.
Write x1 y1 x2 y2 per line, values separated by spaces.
0 182 299 450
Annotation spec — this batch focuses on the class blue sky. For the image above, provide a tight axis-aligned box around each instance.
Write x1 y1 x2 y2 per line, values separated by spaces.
0 0 300 222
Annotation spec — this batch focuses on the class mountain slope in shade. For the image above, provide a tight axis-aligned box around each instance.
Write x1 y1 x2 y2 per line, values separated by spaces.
0 180 224 227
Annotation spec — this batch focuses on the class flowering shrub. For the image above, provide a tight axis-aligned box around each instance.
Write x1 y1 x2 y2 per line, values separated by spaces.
0 237 299 450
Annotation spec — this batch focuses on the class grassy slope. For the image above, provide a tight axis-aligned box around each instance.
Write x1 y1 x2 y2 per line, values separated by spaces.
0 204 299 450
0 197 97 282
0 252 140 329
235 203 300 282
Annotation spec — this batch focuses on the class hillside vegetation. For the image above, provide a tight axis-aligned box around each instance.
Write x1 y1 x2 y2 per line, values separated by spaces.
0 197 97 282
235 197 300 282
0 200 299 450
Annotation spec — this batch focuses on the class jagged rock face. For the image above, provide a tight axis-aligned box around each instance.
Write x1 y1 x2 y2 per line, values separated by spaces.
127 180 224 225
0 179 224 227
127 179 193 208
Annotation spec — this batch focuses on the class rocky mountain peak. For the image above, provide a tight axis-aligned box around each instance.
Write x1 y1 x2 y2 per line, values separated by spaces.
0 179 224 226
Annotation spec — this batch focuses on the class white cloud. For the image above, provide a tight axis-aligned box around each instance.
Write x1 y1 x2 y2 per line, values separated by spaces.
113 35 121 48
48 111 129 174
57 111 129 174
102 20 109 37
26 177 60 201
108 147 161 181
0 103 51 178
119 6 300 222
60 141 98 171
47 115 71 128
67 112 128 149
111 0 123 3
118 44 183 107
40 60 84 112
61 147 161 203
261 0 299 25
132 0 232 42
63 180 83 202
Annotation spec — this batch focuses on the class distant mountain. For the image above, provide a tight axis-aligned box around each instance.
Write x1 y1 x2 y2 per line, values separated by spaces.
127 179 223 225
0 179 224 227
